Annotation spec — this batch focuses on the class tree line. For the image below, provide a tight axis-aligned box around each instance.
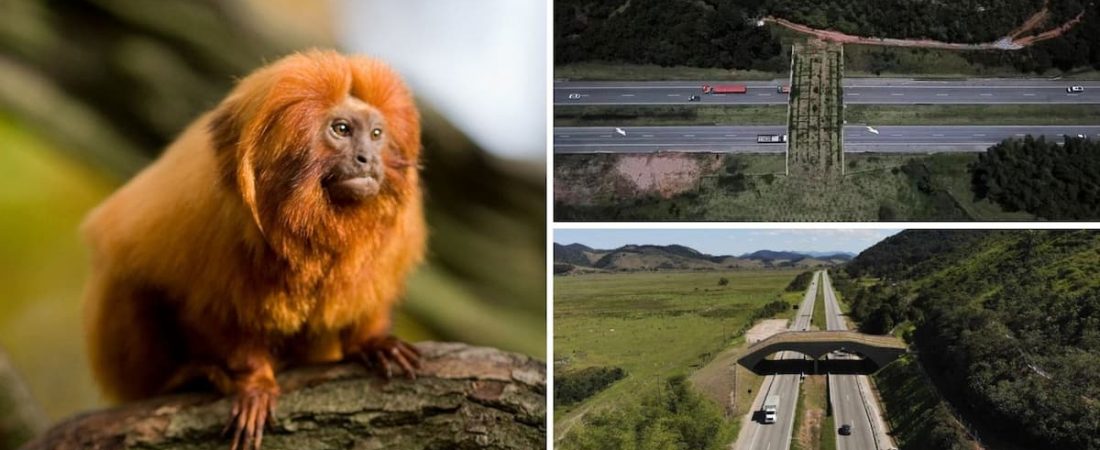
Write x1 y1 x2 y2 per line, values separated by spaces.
556 366 629 406
784 270 815 292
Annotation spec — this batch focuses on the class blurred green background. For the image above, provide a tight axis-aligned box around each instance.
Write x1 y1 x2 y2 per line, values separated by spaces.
0 0 546 435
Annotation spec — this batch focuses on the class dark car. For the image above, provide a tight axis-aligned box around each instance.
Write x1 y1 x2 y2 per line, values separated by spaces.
839 424 852 435
688 94 701 102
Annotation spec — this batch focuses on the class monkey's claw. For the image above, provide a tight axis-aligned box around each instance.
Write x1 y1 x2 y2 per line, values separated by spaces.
226 388 277 450
358 336 421 380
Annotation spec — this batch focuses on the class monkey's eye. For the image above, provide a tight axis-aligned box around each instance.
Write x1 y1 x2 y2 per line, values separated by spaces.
371 128 383 140
331 120 353 138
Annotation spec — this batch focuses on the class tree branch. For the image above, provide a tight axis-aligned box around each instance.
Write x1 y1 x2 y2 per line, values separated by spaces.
20 342 545 450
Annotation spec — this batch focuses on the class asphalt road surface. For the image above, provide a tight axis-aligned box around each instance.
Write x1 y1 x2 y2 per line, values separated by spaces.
736 272 821 450
555 79 1100 105
821 271 891 450
554 125 1100 153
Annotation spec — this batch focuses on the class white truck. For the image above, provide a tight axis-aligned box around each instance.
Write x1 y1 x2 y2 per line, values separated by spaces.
763 395 780 424
757 134 788 144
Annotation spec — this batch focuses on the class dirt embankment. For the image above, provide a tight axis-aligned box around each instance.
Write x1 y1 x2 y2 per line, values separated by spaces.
614 153 722 198
555 153 723 206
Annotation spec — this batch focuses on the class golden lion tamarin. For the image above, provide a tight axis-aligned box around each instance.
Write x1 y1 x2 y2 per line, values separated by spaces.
81 50 426 449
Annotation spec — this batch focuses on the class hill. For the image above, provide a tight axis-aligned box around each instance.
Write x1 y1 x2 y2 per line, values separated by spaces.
838 230 1100 450
553 243 846 272
554 243 600 267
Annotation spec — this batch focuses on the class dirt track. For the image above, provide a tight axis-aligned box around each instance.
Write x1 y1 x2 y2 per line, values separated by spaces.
766 6 1085 51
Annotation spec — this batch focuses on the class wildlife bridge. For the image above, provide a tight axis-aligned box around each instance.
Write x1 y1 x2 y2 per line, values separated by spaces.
738 330 907 373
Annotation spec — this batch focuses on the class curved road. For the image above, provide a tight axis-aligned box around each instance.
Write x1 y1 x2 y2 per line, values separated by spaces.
555 79 1100 105
554 125 1100 153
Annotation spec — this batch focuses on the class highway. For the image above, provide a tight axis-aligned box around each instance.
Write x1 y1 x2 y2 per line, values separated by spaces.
736 271 820 450
554 125 1100 153
555 79 1100 105
822 271 895 450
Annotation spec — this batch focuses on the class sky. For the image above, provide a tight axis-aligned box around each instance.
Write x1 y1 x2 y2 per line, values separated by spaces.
553 229 903 256
341 0 546 161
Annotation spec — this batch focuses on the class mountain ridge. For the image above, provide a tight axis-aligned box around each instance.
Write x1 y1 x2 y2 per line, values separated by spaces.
553 242 850 272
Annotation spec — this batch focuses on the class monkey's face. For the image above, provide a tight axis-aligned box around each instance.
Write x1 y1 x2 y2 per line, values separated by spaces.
209 51 421 249
321 97 390 204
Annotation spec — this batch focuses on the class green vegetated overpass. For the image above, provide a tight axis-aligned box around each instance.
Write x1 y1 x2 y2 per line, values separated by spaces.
738 330 906 373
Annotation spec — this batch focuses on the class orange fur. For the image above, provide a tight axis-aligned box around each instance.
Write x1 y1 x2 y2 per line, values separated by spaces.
81 49 426 403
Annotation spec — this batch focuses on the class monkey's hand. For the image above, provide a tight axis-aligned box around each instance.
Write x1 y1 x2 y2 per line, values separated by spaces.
226 385 278 450
355 336 421 380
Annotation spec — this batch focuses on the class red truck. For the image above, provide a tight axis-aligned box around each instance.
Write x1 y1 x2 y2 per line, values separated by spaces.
702 84 747 94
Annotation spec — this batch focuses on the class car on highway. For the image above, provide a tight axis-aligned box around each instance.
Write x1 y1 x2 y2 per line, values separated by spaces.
688 94 701 102
567 93 581 99
839 424 852 436
777 85 790 94
1067 85 1085 93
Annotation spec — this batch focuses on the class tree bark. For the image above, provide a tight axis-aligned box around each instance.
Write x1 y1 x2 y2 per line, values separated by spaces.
20 342 545 450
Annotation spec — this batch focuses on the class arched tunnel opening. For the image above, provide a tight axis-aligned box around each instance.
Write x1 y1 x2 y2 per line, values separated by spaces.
749 357 881 375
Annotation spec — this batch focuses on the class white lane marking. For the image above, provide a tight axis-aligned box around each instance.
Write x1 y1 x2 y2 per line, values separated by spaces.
891 93 904 96
559 135 571 138
980 93 994 97
890 134 903 137
757 93 771 96
667 94 681 97
974 134 986 137
621 94 635 97
599 135 611 138
642 134 654 138
933 134 945 137
1016 133 1026 136
1023 93 1036 96
849 93 861 96
936 93 949 97
725 134 739 137
684 134 695 137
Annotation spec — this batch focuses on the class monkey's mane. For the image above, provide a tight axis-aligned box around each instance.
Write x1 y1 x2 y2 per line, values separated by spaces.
208 49 421 261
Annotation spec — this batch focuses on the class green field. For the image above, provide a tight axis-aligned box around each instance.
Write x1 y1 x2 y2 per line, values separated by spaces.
847 104 1100 126
554 269 803 444
555 105 788 127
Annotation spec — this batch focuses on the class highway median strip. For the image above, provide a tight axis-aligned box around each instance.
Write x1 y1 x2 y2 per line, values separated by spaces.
555 105 788 127
847 104 1100 125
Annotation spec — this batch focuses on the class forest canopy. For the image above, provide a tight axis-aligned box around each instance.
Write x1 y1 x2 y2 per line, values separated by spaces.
840 230 1100 450
555 0 1100 74
970 136 1100 220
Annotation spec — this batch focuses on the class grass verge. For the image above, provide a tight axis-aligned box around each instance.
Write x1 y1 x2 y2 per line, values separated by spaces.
555 62 786 81
795 375 829 450
555 152 1034 221
813 273 826 330
847 104 1100 126
555 105 788 126
822 408 838 450
872 355 970 450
